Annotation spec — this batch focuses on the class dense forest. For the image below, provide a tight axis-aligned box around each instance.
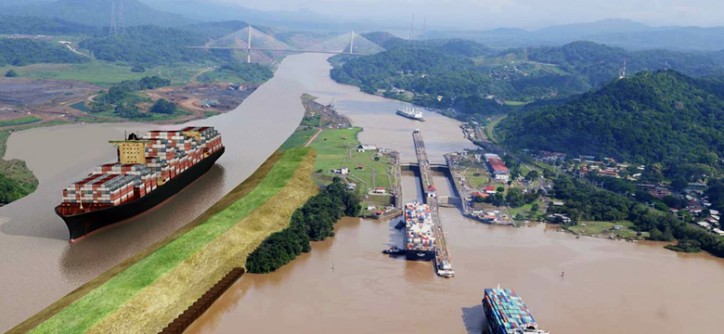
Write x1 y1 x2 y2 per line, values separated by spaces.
197 63 274 84
90 76 172 118
549 174 724 257
331 38 724 113
497 71 723 177
78 26 232 65
246 178 361 273
0 39 87 66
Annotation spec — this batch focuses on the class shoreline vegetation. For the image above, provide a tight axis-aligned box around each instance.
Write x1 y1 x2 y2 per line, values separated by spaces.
0 130 38 206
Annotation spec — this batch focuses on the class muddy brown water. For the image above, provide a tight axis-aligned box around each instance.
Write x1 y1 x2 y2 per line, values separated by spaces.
1 53 723 333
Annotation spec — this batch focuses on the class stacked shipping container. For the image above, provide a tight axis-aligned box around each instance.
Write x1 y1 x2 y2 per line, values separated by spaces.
61 127 222 208
482 288 549 334
404 202 436 253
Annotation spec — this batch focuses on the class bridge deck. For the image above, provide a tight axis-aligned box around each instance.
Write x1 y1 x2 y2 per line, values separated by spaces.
412 131 454 278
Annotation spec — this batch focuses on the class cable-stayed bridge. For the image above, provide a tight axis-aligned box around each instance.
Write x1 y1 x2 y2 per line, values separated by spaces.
189 25 384 62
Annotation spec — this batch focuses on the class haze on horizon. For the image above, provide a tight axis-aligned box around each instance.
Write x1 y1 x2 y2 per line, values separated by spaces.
218 0 724 29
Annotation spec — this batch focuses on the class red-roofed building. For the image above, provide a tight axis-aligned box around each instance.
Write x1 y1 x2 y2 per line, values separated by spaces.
484 153 510 181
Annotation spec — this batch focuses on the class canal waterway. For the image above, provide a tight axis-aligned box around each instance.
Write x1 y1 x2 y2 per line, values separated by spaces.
184 53 724 334
1 53 723 333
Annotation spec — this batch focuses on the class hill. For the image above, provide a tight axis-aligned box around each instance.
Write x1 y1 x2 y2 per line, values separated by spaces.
497 71 724 176
2 0 192 27
78 25 234 65
0 16 97 35
427 19 724 51
331 38 724 112
0 39 88 66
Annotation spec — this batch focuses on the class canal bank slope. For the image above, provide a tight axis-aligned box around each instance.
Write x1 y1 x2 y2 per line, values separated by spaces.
11 147 317 334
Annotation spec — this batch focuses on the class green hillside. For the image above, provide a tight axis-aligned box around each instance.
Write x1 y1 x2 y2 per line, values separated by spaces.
497 71 723 176
331 38 724 117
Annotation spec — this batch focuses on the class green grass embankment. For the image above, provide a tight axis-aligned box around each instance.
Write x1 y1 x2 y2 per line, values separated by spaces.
565 221 646 240
310 127 394 192
14 148 315 334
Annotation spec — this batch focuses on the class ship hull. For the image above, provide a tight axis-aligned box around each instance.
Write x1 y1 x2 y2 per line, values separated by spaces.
405 249 435 261
56 147 225 241
396 110 424 122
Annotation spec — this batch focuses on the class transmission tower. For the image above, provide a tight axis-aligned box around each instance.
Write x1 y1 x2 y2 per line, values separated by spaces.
110 0 118 36
118 0 125 33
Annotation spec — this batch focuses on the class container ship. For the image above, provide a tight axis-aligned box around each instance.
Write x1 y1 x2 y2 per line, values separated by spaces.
404 202 435 260
396 106 424 121
55 127 224 241
482 288 550 334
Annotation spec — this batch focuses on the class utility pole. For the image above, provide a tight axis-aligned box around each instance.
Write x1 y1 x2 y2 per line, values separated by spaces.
110 0 118 36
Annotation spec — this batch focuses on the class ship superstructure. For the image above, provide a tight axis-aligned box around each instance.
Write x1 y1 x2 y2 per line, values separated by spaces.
396 106 424 121
403 202 436 260
482 288 550 334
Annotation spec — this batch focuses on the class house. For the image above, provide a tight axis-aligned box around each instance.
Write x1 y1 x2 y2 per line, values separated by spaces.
713 228 724 236
347 183 357 191
332 168 349 175
367 205 376 211
357 144 378 152
373 187 387 194
697 221 712 229
426 185 437 198
484 186 497 195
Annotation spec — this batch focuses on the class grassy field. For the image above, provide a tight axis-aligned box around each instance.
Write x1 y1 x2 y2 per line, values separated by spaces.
462 167 492 189
19 148 314 334
309 127 394 193
279 127 318 151
566 221 645 240
1 62 204 86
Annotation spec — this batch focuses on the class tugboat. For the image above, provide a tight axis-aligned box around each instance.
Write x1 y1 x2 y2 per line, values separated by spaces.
382 246 405 255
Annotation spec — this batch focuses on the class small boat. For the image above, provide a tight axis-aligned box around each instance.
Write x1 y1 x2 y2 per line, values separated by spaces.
382 246 405 255
394 220 405 230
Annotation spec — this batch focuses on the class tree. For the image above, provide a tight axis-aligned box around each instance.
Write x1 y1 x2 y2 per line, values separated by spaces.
4 69 17 77
150 99 176 114
496 186 505 193
525 170 540 181
670 177 688 192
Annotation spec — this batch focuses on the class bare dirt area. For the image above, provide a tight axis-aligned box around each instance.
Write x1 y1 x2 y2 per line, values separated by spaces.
147 84 258 116
0 78 99 127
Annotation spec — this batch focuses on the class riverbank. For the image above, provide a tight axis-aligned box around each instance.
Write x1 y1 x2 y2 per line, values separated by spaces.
11 147 317 334
0 130 37 205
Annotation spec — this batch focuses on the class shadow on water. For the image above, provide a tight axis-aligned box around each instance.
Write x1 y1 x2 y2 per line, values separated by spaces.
462 304 485 334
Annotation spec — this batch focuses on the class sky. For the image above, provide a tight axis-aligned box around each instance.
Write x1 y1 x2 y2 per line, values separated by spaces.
219 0 724 29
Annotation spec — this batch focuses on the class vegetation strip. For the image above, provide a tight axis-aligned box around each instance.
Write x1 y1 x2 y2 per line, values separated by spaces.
246 177 361 273
84 149 316 333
